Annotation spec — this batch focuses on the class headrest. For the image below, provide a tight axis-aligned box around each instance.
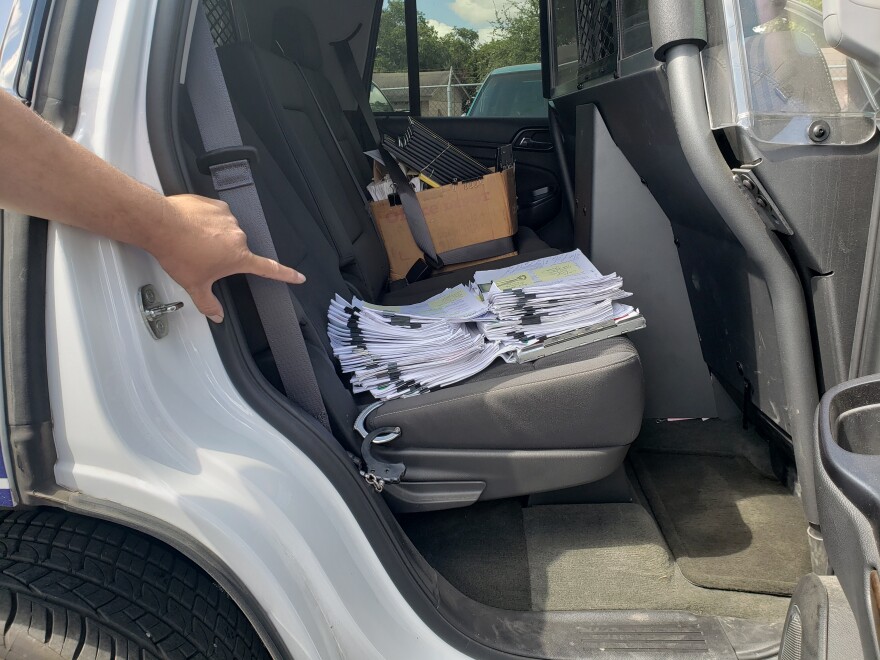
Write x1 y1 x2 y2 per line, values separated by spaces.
272 7 323 71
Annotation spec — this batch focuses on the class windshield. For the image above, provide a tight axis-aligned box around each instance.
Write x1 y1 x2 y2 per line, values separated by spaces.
468 69 546 118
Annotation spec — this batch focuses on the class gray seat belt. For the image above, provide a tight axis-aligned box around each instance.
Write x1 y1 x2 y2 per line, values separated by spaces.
186 5 330 430
330 36 443 268
332 34 515 269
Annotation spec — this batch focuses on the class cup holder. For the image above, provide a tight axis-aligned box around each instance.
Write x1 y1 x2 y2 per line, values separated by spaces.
819 375 880 526
827 379 880 455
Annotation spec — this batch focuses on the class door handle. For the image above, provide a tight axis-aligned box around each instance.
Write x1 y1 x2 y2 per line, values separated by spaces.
513 129 554 151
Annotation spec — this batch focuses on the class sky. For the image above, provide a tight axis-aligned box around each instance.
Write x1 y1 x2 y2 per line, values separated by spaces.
419 0 521 44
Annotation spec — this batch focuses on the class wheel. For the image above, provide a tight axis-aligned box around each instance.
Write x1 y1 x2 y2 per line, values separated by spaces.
0 508 269 659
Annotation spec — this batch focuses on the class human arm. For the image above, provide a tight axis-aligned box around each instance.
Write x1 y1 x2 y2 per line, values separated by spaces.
0 91 304 322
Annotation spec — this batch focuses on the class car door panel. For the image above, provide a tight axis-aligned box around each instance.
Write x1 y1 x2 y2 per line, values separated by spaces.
511 127 553 151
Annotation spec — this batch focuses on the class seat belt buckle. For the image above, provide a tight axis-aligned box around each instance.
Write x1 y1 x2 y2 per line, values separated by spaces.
405 258 432 284
423 253 444 270
196 146 260 175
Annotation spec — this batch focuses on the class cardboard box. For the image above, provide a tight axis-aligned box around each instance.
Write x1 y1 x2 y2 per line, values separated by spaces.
371 167 518 282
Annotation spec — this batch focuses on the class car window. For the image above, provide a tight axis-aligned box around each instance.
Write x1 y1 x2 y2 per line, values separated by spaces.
371 0 545 118
369 83 395 113
467 69 546 117
702 0 879 145
549 0 620 95
0 0 25 93
372 0 411 113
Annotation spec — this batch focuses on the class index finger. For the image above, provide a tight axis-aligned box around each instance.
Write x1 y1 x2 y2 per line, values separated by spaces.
245 253 306 285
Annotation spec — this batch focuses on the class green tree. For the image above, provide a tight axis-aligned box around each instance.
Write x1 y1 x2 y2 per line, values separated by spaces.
373 0 408 73
416 18 448 71
373 0 473 75
438 28 482 82
472 0 541 80
373 0 541 85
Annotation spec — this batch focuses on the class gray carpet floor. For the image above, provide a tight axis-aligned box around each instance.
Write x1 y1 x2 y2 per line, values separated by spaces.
401 497 792 621
398 499 532 610
523 503 790 622
399 419 804 623
631 421 812 595
633 418 778 478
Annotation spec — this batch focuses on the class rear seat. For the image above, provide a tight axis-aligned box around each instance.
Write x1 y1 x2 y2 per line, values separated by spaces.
182 5 645 510
215 6 558 304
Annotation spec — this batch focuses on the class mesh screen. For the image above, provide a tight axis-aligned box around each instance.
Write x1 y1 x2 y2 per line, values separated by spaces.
203 0 237 47
575 0 617 80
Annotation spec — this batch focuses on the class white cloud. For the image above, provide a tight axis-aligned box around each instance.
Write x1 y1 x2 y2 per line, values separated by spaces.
477 27 496 44
426 15 496 43
450 0 499 25
426 18 455 37
449 0 524 30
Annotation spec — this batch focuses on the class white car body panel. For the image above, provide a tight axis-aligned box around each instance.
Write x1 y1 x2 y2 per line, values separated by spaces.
44 2 467 658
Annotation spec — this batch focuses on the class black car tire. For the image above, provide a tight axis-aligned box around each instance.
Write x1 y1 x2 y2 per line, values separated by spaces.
0 509 269 659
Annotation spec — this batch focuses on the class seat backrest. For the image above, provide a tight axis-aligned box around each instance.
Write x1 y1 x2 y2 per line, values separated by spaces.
271 7 374 184
179 91 362 445
218 42 390 303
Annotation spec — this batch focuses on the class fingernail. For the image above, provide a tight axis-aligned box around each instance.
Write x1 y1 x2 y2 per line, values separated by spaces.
208 315 224 324
297 273 307 283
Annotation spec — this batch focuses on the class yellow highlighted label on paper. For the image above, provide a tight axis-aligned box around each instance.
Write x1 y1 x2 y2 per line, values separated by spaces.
495 272 535 290
429 287 466 309
535 262 582 282
363 302 401 312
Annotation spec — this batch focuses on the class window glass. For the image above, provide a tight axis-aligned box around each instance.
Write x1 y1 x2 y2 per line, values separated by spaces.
372 1 411 113
468 68 545 117
373 0 545 118
702 0 879 145
369 83 396 113
552 0 579 90
550 0 618 94
619 0 651 58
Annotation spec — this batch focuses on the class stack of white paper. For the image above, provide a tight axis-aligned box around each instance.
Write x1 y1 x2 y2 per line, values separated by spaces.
472 250 639 347
328 285 510 400
327 251 644 400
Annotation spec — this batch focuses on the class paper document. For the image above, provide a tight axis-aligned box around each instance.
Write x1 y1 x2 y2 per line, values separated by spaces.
473 250 636 347
327 250 645 401
359 285 489 322
472 250 604 292
328 286 503 400
367 175 424 202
